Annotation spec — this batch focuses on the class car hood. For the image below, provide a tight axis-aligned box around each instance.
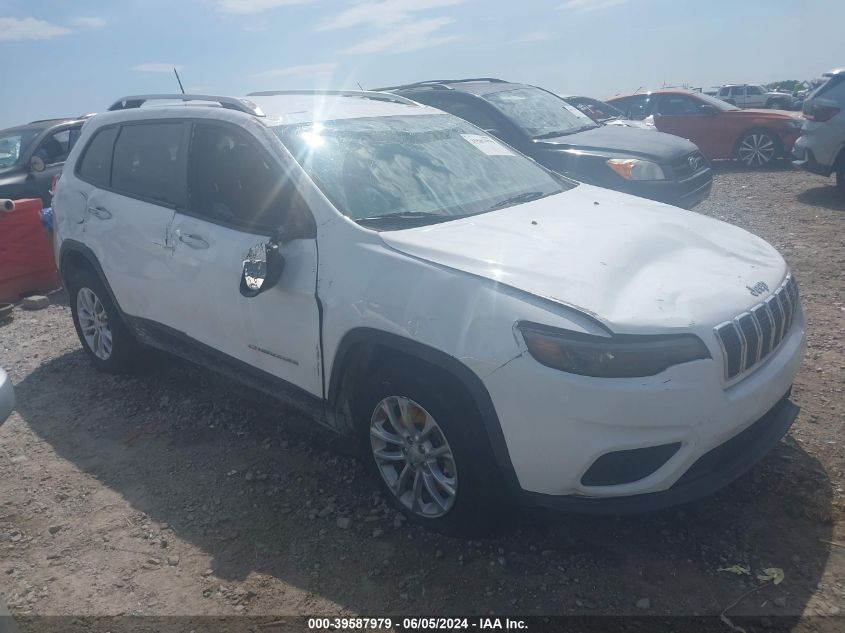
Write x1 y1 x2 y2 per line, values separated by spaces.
533 124 697 161
379 184 787 331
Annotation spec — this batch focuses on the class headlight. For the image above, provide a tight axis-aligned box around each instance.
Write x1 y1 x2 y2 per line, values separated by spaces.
518 322 710 378
606 158 666 181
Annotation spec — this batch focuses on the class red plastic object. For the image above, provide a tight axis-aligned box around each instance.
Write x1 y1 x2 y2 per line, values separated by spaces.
0 198 61 302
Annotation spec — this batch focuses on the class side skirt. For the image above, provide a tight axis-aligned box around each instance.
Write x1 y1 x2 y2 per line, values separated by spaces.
127 316 332 430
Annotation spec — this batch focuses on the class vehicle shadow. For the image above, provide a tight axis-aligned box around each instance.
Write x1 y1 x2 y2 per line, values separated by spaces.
797 185 845 212
12 348 836 619
710 159 795 175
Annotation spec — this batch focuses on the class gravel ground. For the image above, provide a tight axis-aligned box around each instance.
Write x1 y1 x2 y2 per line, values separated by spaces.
0 164 843 629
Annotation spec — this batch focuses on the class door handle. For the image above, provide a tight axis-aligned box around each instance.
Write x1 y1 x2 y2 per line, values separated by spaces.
178 233 209 249
86 205 112 220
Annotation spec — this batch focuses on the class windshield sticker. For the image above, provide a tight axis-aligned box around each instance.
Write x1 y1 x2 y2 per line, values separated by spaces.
460 134 515 156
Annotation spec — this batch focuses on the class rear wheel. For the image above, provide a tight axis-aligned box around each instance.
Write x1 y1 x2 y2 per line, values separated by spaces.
357 363 504 536
736 130 780 167
69 270 143 373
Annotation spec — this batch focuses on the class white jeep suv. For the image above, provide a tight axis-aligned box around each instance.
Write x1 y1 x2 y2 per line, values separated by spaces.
53 91 806 533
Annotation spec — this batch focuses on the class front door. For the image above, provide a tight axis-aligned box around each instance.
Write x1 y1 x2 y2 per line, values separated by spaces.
168 121 322 397
651 94 722 158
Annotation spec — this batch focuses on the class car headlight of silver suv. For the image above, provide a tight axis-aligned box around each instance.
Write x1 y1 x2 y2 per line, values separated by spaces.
606 158 666 181
518 322 711 378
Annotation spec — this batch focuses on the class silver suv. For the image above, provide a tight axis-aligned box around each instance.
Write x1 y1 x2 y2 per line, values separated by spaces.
793 68 845 195
717 84 795 110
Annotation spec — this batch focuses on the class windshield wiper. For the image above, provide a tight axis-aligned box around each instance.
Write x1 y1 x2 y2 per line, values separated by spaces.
357 211 448 225
534 124 598 139
487 191 546 211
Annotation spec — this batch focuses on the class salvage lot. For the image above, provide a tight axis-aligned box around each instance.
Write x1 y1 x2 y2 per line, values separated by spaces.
0 166 843 623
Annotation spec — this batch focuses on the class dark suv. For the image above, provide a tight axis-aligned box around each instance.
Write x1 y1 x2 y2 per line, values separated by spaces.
0 117 89 207
380 78 712 209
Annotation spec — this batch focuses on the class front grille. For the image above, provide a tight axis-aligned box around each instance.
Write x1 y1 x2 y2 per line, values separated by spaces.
672 150 708 178
714 275 799 380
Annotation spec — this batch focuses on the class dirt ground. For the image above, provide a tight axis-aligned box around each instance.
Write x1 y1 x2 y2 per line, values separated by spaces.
1 163 843 629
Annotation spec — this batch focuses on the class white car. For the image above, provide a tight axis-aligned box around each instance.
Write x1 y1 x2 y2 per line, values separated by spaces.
0 367 14 425
717 84 795 110
793 68 845 194
52 91 805 533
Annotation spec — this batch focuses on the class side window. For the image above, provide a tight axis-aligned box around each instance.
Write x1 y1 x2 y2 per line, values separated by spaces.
77 127 119 187
656 95 702 115
35 129 72 165
718 87 728 97
747 86 763 96
730 86 744 97
112 123 187 207
624 95 652 119
187 123 309 233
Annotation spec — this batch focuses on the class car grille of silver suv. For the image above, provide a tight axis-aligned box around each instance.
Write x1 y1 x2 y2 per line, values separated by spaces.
714 276 799 380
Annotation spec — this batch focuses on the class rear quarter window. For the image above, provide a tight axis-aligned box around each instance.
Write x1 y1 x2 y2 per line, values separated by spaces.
77 126 119 188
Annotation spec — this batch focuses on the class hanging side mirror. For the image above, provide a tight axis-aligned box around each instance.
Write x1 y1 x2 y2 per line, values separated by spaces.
30 155 46 173
240 240 285 298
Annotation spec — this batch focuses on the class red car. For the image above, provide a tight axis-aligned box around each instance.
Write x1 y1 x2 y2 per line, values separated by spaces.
606 89 804 167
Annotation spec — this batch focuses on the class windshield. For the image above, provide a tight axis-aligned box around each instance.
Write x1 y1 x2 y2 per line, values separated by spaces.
276 114 569 229
481 87 599 139
697 91 740 111
0 128 40 168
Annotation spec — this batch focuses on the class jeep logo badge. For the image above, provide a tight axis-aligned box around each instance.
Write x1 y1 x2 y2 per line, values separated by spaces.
746 281 769 297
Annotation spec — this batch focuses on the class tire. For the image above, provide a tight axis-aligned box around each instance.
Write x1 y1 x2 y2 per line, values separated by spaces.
68 269 143 373
837 169 845 197
356 362 505 536
735 130 780 167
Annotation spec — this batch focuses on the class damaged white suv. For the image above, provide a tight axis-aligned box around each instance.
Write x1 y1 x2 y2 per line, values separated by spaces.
53 91 806 534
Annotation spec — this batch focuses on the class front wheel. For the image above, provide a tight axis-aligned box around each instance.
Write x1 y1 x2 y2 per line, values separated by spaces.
358 364 504 535
736 131 779 167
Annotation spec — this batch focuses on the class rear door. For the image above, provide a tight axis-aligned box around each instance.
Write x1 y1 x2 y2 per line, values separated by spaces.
745 85 765 108
79 120 188 322
167 121 322 396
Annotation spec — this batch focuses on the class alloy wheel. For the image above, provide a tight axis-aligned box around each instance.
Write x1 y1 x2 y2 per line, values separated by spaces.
369 395 457 518
738 133 776 167
77 287 113 360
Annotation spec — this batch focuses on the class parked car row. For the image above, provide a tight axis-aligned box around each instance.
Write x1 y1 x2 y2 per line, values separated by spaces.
377 79 712 208
50 87 805 533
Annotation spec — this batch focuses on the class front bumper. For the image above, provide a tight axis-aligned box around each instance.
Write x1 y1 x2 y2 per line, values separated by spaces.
615 168 713 209
0 368 15 425
483 306 806 510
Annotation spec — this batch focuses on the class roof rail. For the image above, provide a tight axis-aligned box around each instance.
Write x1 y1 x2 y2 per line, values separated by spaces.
375 78 508 92
28 118 73 125
107 94 265 117
246 89 419 107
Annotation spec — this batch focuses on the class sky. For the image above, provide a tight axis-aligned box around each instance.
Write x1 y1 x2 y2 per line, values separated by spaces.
1 0 843 129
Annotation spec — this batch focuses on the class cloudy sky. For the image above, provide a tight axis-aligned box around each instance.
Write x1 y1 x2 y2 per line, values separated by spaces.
1 0 843 128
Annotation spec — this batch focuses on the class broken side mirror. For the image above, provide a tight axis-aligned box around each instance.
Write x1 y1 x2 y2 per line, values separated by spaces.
29 155 46 173
240 239 285 298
